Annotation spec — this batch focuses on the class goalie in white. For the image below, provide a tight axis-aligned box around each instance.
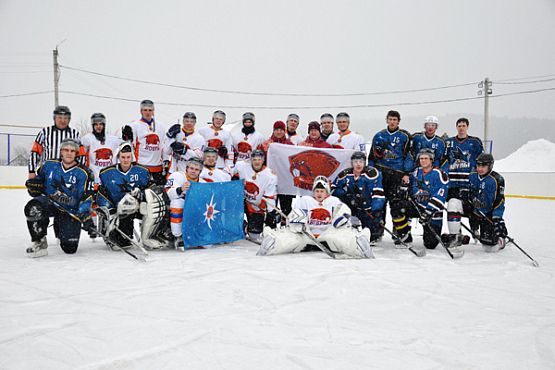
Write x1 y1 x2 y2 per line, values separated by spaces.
258 176 374 259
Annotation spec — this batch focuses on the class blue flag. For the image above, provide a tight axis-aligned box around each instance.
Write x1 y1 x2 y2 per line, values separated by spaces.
182 181 245 248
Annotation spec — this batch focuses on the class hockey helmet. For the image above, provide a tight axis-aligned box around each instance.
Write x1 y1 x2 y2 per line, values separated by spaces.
416 148 435 161
90 112 106 125
60 137 80 152
251 149 265 159
312 175 331 193
424 115 439 126
351 151 367 163
186 156 204 169
242 112 255 123
203 146 218 157
476 153 494 169
183 112 197 120
117 142 136 161
53 105 71 117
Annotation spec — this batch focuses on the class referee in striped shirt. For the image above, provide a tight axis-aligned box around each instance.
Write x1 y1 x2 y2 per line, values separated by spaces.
28 106 85 179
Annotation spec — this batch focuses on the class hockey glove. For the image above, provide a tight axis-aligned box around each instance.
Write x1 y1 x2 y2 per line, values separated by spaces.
51 190 72 205
459 187 470 203
217 145 228 158
162 160 170 177
397 184 409 200
492 217 508 238
418 208 434 225
122 125 133 142
265 210 279 229
287 208 308 233
166 124 181 139
129 187 145 202
170 141 187 156
25 177 45 197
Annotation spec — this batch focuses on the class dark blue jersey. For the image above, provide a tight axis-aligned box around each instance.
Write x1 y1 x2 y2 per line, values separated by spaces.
410 167 449 213
411 132 446 169
97 163 151 208
444 135 483 189
469 170 505 219
332 166 386 212
36 159 93 215
368 128 413 173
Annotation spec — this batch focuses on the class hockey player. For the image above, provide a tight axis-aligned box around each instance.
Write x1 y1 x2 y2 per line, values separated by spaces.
444 118 484 249
368 110 413 239
299 121 332 148
286 113 305 145
466 153 507 252
410 115 446 170
332 151 385 244
165 157 205 249
24 138 94 257
96 142 170 251
258 176 374 259
81 113 122 184
198 110 234 169
320 113 334 141
232 112 265 163
232 150 278 243
326 112 366 151
258 120 294 155
390 148 450 255
121 99 168 185
164 112 205 174
28 105 85 179
200 147 232 182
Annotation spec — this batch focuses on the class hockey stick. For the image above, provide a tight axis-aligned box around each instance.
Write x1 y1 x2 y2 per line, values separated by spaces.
471 209 539 267
46 197 145 261
378 220 425 257
407 196 455 259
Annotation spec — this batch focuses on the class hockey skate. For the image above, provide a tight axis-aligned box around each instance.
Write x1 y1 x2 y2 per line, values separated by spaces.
174 236 185 251
355 229 375 259
445 234 465 258
483 237 506 253
394 233 413 249
257 228 276 256
26 237 48 258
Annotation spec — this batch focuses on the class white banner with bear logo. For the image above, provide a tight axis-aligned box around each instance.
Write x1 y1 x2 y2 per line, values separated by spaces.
267 143 355 196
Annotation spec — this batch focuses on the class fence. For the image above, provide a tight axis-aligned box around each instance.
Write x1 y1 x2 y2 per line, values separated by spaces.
0 132 36 166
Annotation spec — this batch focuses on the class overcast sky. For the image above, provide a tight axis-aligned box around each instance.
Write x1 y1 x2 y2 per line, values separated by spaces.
1 0 554 143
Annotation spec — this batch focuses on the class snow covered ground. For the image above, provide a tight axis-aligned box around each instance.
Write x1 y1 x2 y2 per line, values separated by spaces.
496 139 555 172
1 189 554 370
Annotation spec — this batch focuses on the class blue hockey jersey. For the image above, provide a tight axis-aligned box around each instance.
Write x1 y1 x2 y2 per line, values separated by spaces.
410 167 449 213
468 170 505 218
411 132 446 169
36 159 93 215
368 128 413 173
444 136 483 189
332 166 385 212
97 164 151 208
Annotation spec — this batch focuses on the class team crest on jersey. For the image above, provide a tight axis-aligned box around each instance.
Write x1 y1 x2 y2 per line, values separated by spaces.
144 133 160 151
207 138 223 149
309 207 332 225
237 141 253 160
288 150 340 190
244 181 260 201
94 147 114 167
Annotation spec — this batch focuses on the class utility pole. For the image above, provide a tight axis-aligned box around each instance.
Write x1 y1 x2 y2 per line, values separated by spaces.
478 77 492 153
53 47 60 108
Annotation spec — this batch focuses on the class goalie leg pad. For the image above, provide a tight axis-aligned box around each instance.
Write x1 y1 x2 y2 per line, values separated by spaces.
24 198 50 241
140 188 167 249
257 227 308 256
318 227 373 258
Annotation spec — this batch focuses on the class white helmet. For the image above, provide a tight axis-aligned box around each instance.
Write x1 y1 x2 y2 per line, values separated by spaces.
424 115 439 125
312 175 331 193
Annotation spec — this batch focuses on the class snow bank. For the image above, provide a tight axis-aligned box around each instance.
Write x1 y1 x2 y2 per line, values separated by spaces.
496 139 555 172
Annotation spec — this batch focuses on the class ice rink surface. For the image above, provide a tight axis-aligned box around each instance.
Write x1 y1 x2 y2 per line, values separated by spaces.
0 189 554 370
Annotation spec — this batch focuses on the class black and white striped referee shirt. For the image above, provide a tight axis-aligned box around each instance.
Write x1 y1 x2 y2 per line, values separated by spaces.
28 125 83 173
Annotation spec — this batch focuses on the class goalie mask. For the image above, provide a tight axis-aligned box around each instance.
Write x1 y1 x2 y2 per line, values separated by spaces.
312 175 331 194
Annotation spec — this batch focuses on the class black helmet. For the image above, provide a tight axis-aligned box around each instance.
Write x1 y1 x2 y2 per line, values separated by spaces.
351 151 366 162
476 153 494 167
203 146 218 156
251 149 265 158
53 105 71 117
90 112 106 125
183 112 197 120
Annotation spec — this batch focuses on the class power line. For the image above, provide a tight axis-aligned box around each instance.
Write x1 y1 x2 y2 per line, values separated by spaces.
495 77 555 85
490 86 555 98
59 64 478 97
0 91 53 98
496 73 555 83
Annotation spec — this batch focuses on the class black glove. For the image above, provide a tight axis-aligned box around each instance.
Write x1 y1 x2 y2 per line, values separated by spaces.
217 145 228 158
122 125 133 142
493 217 507 238
162 160 170 176
345 193 364 209
166 124 181 139
369 209 383 220
170 141 187 156
397 184 409 200
419 208 434 225
51 190 71 205
459 187 470 202
25 177 45 197
265 210 280 229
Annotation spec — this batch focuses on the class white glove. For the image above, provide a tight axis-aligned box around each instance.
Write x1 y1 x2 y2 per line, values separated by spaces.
288 209 308 233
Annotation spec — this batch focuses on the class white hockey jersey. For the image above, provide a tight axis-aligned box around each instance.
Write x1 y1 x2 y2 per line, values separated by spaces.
288 132 305 145
231 130 265 162
327 130 366 151
198 126 234 169
294 195 350 236
81 133 122 183
165 172 205 237
233 161 277 215
125 118 167 172
165 130 205 174
200 167 231 183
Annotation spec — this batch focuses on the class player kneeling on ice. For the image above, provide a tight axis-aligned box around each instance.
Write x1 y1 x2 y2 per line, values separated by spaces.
258 176 374 259
96 142 169 251
232 149 278 244
465 153 508 253
390 149 450 257
332 151 385 245
166 157 205 250
24 138 94 257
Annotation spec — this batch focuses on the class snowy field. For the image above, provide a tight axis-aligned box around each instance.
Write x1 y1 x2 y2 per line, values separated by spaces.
1 189 554 370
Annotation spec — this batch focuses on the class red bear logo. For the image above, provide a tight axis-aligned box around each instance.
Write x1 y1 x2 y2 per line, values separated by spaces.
207 138 223 149
310 208 332 223
95 147 113 161
288 150 340 190
145 133 160 145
